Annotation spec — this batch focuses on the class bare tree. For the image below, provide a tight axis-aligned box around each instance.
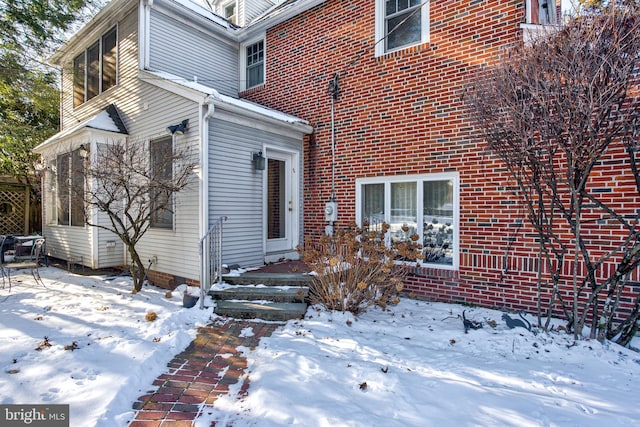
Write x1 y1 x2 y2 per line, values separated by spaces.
465 3 640 345
79 138 196 292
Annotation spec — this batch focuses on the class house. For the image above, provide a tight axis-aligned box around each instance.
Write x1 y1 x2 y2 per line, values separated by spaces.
35 0 639 322
33 0 312 288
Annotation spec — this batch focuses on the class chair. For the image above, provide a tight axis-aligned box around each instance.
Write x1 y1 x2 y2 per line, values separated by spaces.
2 238 46 291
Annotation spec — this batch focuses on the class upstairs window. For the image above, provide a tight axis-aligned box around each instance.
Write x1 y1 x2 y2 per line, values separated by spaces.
526 0 578 25
56 149 85 227
375 0 429 57
149 136 174 230
73 26 118 107
241 38 265 90
223 1 237 24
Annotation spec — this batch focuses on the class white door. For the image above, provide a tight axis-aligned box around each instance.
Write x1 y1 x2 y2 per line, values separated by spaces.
265 149 297 252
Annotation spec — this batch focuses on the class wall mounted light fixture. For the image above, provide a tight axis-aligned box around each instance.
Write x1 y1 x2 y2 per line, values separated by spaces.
253 151 266 170
79 144 90 159
167 119 189 135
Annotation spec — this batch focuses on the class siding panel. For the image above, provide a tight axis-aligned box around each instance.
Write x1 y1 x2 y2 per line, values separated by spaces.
208 116 303 268
149 9 238 97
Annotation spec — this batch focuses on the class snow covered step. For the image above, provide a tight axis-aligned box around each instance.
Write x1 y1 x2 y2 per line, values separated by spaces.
214 300 308 321
222 272 312 287
209 285 308 303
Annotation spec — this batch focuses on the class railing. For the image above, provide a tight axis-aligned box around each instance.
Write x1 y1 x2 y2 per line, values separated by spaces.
199 216 228 309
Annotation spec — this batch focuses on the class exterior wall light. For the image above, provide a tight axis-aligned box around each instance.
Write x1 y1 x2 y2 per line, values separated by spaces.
167 119 189 135
253 151 266 170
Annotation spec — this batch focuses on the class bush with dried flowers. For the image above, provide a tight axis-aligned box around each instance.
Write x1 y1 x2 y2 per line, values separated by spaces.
299 222 423 314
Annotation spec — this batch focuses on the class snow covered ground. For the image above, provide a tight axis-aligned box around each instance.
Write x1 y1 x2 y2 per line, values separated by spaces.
1 266 640 427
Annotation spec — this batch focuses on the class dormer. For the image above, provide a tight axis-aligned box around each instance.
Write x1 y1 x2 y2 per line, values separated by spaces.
211 0 276 27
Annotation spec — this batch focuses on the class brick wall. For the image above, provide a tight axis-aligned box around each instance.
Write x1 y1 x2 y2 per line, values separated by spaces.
242 0 640 320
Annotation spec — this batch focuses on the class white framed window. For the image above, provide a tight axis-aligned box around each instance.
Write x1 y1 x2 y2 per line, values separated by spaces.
240 36 265 90
73 25 118 107
356 172 459 268
149 136 174 230
375 0 429 57
55 149 86 227
223 1 237 24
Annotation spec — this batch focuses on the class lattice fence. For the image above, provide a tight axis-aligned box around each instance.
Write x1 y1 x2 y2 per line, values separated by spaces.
0 183 28 235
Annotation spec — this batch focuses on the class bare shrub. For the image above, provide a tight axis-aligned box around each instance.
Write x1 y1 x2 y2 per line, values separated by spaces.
300 222 423 314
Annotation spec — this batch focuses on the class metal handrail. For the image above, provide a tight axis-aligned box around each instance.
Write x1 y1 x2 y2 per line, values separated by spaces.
199 216 228 309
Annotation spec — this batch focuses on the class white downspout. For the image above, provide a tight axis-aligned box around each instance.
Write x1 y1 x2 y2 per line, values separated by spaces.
200 95 214 294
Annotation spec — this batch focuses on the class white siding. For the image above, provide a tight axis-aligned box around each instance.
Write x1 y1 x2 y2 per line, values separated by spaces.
208 115 303 268
243 0 274 26
148 9 239 96
46 5 202 281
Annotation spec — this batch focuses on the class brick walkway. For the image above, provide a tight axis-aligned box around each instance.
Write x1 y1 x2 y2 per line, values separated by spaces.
129 319 281 427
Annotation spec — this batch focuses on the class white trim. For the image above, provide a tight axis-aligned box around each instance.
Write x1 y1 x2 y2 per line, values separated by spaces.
374 0 430 58
355 172 460 270
239 34 266 91
264 146 300 254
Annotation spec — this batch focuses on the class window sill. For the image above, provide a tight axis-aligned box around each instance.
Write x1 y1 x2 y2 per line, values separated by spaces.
375 42 432 60
239 83 265 95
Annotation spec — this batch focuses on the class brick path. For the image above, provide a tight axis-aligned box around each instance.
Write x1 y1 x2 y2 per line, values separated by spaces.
129 319 281 427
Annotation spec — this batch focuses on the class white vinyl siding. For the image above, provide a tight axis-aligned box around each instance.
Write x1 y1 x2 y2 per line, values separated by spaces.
148 9 238 97
208 117 303 267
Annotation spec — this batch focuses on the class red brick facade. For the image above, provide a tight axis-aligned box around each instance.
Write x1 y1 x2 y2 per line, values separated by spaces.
242 0 640 319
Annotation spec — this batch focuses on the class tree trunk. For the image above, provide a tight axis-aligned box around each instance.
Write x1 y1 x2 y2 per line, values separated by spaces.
127 245 146 292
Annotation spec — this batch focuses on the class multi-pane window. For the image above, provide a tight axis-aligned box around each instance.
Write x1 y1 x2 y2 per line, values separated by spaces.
149 137 174 229
223 2 237 24
246 40 264 88
56 149 85 227
358 173 458 267
73 26 117 107
376 0 429 56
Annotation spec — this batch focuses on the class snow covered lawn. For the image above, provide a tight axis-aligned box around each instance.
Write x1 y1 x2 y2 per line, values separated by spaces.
0 266 214 426
1 266 640 427
212 303 640 427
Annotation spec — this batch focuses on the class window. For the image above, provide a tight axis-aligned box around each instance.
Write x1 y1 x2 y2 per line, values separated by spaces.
56 149 85 227
149 137 174 229
526 0 578 25
223 1 237 24
357 173 459 267
73 26 117 107
245 40 264 89
375 0 429 56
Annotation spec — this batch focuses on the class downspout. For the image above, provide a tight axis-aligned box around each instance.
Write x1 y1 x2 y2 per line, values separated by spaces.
199 95 215 308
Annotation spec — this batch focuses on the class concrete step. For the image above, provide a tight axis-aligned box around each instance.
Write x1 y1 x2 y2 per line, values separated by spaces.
209 285 308 303
214 300 308 321
223 273 312 287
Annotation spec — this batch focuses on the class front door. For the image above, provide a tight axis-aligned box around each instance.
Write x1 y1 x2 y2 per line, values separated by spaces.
265 149 297 253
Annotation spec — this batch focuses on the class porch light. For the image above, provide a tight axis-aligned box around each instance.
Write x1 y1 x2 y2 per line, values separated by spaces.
167 119 189 135
253 151 266 170
79 144 90 159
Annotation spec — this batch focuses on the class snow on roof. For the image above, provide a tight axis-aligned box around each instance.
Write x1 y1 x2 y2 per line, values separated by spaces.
34 105 128 152
171 0 234 29
142 69 311 129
